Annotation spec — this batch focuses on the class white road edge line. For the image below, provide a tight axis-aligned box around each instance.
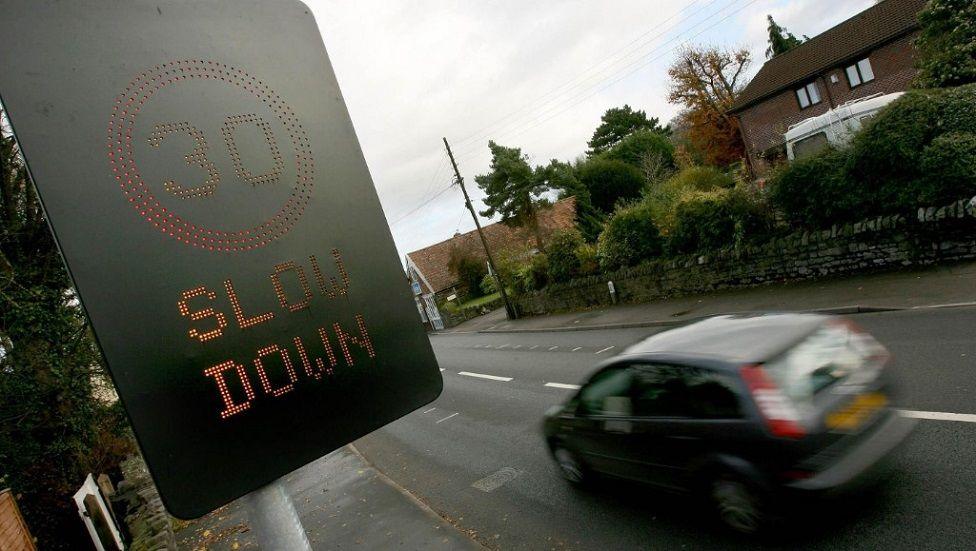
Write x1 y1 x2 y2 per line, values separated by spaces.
458 371 513 382
545 382 581 390
422 407 437 414
595 346 615 354
900 409 976 423
435 412 459 424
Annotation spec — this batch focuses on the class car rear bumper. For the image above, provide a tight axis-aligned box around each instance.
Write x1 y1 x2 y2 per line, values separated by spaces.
785 411 917 495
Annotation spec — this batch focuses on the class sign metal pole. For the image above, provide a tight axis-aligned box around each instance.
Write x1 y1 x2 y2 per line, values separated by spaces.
244 480 312 550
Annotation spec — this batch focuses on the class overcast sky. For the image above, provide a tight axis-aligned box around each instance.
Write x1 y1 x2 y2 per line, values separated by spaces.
306 0 874 260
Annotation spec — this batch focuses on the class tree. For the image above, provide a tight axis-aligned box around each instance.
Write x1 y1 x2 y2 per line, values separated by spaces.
914 0 976 88
534 159 603 241
475 141 550 248
602 128 675 170
587 105 667 156
667 46 751 167
577 158 645 213
765 15 803 59
1 112 133 549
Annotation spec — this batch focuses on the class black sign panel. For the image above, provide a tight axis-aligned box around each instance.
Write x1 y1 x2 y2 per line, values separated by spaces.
0 0 441 518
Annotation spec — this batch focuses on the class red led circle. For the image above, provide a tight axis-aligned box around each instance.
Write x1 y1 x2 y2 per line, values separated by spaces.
106 60 315 252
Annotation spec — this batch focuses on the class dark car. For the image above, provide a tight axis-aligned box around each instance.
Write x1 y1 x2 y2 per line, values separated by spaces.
543 313 916 534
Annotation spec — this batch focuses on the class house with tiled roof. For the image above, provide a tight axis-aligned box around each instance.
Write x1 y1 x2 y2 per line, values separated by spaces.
731 0 926 174
405 196 577 299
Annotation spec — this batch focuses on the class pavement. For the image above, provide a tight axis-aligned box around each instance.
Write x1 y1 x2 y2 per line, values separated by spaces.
174 446 483 550
445 261 976 333
357 306 976 550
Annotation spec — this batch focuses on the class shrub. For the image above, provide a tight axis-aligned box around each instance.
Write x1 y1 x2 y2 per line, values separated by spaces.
479 273 498 295
669 189 771 254
935 84 976 135
576 243 600 276
516 253 550 292
603 129 675 170
578 157 646 213
914 0 976 88
597 202 664 271
848 89 944 206
768 147 864 228
645 165 734 234
447 247 487 298
545 230 584 283
920 132 976 203
847 85 976 211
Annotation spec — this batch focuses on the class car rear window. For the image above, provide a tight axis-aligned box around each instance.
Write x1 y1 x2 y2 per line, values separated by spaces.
763 322 883 406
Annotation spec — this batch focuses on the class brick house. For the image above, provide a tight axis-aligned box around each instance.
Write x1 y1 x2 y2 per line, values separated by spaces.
406 196 577 300
731 0 926 174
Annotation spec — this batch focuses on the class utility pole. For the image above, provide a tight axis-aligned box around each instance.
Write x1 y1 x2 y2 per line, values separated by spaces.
443 137 518 320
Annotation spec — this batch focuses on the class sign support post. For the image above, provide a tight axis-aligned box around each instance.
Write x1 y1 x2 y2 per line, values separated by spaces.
244 480 312 550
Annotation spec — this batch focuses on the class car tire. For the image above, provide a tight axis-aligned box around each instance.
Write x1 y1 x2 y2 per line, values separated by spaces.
710 475 766 535
552 446 589 486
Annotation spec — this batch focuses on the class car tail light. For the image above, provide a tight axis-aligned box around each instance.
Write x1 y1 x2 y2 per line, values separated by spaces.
740 364 806 439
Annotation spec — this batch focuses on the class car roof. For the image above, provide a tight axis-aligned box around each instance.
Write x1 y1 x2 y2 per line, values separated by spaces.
619 313 827 365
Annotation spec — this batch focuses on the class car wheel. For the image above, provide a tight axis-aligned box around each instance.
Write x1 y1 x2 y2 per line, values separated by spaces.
553 446 587 485
711 476 765 534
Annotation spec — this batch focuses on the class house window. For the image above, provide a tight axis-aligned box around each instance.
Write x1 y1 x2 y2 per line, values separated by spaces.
795 81 822 109
845 57 875 88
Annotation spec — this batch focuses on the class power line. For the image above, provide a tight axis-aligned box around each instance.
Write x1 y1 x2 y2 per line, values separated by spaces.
450 0 727 154
388 183 456 227
459 0 760 151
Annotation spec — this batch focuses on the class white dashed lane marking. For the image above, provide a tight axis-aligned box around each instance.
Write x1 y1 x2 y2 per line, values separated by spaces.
530 345 539 350
422 407 437 414
571 347 582 352
548 346 559 351
435 412 459 424
595 346 615 354
545 382 581 390
900 410 976 423
458 371 513 382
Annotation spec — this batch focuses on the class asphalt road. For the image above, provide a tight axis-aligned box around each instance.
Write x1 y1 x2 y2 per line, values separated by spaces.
355 307 976 550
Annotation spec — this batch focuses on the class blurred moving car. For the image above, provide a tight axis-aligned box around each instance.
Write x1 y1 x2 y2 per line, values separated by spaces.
543 313 916 534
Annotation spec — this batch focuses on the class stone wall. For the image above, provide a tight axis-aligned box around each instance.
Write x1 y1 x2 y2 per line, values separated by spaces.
112 456 176 551
441 295 506 328
515 199 976 315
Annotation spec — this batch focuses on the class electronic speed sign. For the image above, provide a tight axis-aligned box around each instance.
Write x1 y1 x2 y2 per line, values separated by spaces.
0 0 441 518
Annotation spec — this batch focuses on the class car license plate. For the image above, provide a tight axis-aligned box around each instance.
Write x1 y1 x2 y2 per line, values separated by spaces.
826 392 887 431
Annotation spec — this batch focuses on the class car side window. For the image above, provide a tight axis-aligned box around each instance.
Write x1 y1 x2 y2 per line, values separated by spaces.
685 370 742 419
578 366 633 416
631 364 742 419
632 364 690 417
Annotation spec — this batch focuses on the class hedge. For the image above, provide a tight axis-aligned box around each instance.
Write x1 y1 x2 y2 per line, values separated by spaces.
669 189 771 255
597 201 664 270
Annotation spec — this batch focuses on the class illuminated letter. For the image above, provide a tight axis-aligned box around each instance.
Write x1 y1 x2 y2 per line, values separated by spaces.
293 334 338 379
203 360 255 419
270 261 313 312
224 279 275 328
333 314 376 366
254 344 298 397
177 286 227 342
310 248 350 298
